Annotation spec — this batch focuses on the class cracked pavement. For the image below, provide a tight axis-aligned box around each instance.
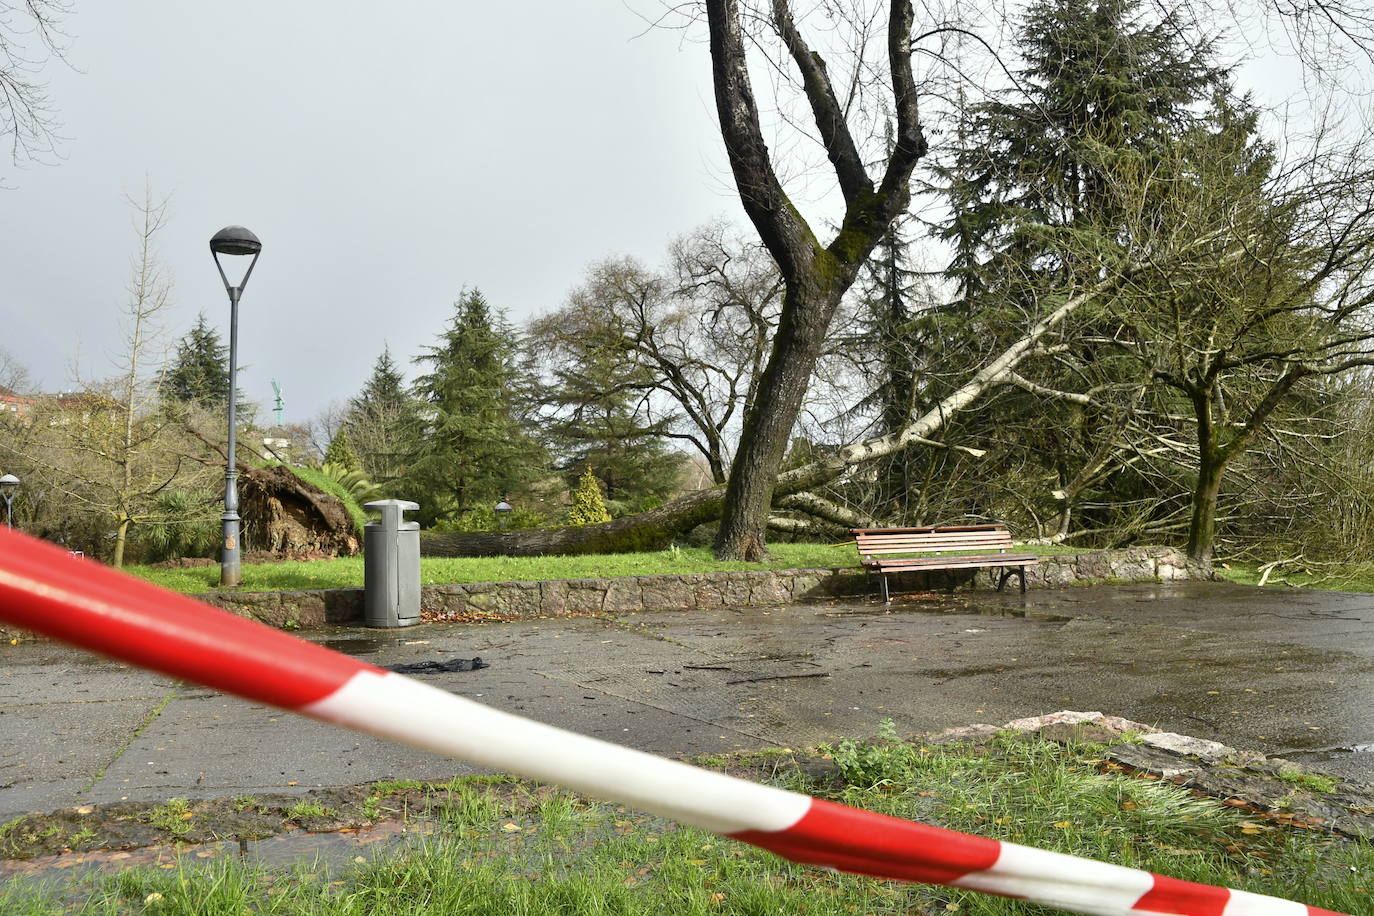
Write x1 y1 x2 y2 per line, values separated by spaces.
2 580 1372 819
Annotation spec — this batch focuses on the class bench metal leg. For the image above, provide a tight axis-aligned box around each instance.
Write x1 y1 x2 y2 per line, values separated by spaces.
995 567 1029 594
881 572 890 606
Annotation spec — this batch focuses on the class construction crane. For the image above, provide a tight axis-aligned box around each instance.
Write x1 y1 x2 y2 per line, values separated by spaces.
271 380 284 426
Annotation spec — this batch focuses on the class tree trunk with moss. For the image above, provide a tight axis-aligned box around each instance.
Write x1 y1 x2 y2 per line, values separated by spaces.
705 0 926 559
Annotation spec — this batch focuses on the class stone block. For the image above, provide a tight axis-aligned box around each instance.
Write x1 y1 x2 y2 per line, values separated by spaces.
719 573 754 606
603 578 643 613
1040 562 1076 587
1107 744 1203 779
926 724 1001 745
540 580 569 615
1074 551 1112 580
749 574 792 606
640 576 695 611
1093 714 1156 735
1111 558 1155 581
420 585 462 617
1141 731 1251 766
464 588 503 614
788 573 824 600
1184 769 1293 808
1156 560 1185 581
501 581 543 617
694 574 728 608
1004 710 1104 731
564 579 607 614
1036 722 1123 746
286 591 329 628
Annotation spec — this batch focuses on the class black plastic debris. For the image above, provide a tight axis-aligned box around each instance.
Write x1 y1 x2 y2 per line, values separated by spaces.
385 657 489 674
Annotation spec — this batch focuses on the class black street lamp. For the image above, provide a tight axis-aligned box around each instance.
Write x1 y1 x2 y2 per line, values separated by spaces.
210 226 262 587
0 474 18 528
494 497 513 531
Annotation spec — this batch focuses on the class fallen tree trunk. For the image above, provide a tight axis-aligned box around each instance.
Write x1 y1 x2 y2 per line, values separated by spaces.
423 280 1114 558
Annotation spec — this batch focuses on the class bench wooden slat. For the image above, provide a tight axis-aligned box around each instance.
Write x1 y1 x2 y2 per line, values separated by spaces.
855 533 1012 545
846 527 1000 532
864 554 1039 568
857 537 1012 550
857 530 1011 538
858 543 1013 554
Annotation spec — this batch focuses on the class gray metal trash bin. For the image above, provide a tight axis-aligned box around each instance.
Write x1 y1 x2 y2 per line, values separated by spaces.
364 499 421 628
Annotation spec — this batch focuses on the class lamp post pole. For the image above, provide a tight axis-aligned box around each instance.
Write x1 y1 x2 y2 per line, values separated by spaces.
210 226 262 588
223 285 242 586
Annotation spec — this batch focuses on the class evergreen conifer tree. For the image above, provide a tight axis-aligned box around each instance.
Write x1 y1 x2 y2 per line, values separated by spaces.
323 427 363 472
940 0 1227 289
343 347 420 482
407 289 542 522
160 313 230 406
567 466 611 526
926 0 1231 538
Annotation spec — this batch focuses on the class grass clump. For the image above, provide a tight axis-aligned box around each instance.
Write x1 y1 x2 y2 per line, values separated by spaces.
144 798 193 838
1276 767 1339 794
285 800 335 821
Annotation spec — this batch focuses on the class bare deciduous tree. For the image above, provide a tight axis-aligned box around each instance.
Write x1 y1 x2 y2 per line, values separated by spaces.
0 0 71 170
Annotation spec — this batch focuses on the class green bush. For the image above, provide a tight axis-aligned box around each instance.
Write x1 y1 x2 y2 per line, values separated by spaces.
430 504 549 533
136 489 220 562
567 468 611 526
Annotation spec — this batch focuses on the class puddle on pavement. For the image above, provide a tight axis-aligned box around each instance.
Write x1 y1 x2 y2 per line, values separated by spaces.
313 636 403 656
1 818 436 885
821 602 1071 622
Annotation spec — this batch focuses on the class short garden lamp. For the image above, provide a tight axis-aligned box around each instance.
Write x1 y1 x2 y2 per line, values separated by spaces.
494 498 513 531
210 225 262 588
0 473 17 528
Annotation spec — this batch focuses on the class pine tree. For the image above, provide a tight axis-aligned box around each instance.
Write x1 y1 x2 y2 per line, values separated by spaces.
160 313 230 406
343 347 420 482
940 0 1228 292
323 427 362 472
927 0 1231 539
407 289 542 522
567 467 611 526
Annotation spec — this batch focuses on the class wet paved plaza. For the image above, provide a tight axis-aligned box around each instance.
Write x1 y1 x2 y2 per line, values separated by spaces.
2 580 1371 819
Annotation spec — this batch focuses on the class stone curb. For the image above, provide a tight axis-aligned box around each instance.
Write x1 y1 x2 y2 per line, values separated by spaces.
0 547 1208 639
190 547 1205 632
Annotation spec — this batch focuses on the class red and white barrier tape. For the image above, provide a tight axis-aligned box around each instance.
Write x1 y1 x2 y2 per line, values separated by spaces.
0 528 1344 916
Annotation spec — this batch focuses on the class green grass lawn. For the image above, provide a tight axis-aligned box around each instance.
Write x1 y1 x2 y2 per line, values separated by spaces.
1 733 1366 915
126 544 855 594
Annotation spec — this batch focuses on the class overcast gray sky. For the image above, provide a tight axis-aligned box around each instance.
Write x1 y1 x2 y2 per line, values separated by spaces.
0 2 739 422
0 1 1334 424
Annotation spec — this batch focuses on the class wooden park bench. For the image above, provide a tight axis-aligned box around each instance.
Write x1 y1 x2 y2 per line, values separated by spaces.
851 524 1039 604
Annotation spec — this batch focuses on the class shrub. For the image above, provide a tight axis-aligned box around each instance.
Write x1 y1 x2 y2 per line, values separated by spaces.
567 468 611 526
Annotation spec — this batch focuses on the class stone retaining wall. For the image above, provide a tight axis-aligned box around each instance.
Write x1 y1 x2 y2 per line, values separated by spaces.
186 546 1207 632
